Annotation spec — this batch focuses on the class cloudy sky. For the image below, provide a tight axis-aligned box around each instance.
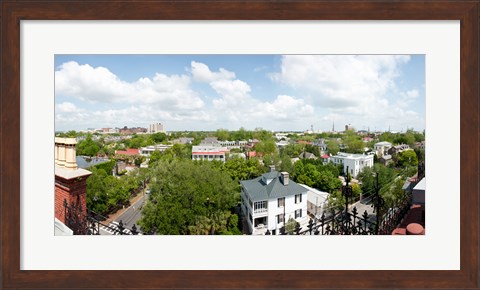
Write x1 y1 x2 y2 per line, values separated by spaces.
54 55 425 132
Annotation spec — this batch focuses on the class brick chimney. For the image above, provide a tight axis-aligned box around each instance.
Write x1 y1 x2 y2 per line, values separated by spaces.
54 138 91 228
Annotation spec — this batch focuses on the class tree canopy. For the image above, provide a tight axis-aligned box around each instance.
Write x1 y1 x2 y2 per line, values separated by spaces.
77 134 100 156
138 160 240 235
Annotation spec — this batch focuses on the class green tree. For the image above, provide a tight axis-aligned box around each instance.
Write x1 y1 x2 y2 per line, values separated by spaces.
151 132 167 143
215 129 230 141
397 150 418 168
292 160 305 179
252 128 273 141
232 127 251 141
381 178 407 208
86 168 109 214
91 160 115 175
282 144 304 158
127 135 146 148
357 164 397 198
394 133 415 147
326 139 340 155
285 217 297 235
344 138 364 154
139 160 239 235
327 190 345 211
255 140 277 156
351 183 362 200
379 132 395 143
279 154 294 173
315 170 342 193
77 134 100 156
305 144 321 157
148 150 162 166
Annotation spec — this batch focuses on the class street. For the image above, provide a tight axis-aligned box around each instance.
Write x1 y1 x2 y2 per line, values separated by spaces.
115 193 148 230
97 193 148 235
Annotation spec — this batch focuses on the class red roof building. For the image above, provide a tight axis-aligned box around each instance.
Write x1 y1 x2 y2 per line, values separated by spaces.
115 148 139 156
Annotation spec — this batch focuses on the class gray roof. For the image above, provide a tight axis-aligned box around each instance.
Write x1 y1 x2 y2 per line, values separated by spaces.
300 152 316 159
381 154 392 160
240 171 308 202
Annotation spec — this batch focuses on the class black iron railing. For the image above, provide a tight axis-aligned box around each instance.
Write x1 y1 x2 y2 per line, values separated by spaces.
63 198 140 235
274 161 425 236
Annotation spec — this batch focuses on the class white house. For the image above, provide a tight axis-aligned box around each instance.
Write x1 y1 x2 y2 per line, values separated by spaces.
218 140 248 150
329 152 374 178
191 145 229 162
240 170 308 235
139 144 173 156
374 141 392 157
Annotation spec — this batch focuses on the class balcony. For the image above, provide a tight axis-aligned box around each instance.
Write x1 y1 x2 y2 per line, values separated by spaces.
252 224 268 235
253 208 268 214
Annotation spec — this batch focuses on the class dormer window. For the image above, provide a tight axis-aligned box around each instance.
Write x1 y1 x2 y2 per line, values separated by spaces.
262 176 273 185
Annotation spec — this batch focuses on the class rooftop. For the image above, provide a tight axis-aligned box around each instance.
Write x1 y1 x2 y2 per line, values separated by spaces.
413 177 426 191
332 152 373 159
115 148 139 156
240 171 307 202
55 165 92 180
375 141 392 146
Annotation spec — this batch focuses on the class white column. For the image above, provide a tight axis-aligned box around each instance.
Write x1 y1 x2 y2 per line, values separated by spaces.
54 137 60 165
64 138 77 169
57 138 66 167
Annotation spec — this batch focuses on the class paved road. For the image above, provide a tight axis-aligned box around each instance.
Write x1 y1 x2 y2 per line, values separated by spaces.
114 194 148 231
99 221 137 235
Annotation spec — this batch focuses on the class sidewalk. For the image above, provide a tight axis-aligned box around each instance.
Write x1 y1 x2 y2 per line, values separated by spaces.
105 192 145 224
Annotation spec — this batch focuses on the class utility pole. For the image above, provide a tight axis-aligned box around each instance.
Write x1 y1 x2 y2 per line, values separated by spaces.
342 167 353 216
372 173 385 234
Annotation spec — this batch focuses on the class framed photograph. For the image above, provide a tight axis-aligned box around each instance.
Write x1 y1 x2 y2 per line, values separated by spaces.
1 1 478 289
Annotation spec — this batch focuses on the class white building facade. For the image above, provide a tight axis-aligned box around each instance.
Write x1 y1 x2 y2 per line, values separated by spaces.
374 141 392 157
191 145 229 162
139 144 173 156
240 171 308 235
329 152 374 178
148 123 165 134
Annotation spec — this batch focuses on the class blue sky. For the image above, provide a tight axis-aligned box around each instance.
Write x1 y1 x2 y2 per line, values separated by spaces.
55 55 425 132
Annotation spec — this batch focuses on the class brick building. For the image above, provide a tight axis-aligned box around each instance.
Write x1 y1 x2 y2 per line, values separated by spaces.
54 137 91 234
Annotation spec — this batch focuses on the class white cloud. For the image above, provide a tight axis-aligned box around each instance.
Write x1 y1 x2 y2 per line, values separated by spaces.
271 55 410 108
255 95 314 121
190 61 235 83
56 102 80 113
55 56 424 132
270 55 424 131
55 61 204 111
190 62 315 128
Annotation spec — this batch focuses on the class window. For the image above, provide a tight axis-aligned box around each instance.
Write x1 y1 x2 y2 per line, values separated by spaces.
295 209 302 219
277 214 285 224
278 197 285 207
254 201 267 212
295 194 302 204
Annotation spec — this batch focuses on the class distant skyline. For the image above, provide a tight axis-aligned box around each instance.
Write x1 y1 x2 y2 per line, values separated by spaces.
55 55 425 132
